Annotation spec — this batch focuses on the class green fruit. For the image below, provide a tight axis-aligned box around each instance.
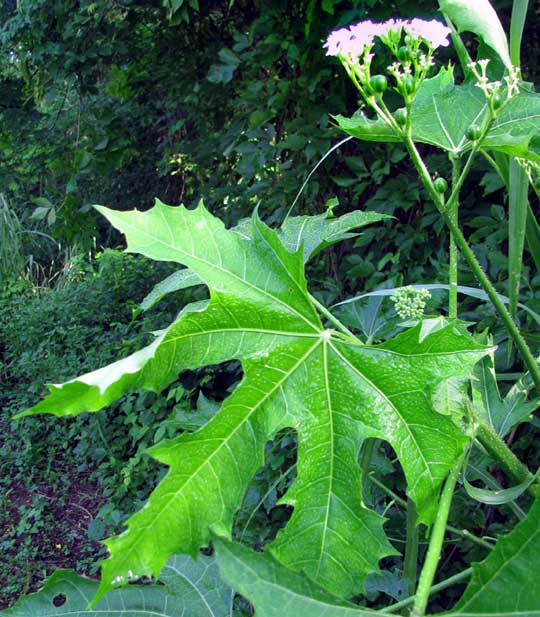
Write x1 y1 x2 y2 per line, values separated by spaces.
491 91 503 110
434 177 448 193
397 46 411 63
395 108 408 126
370 75 388 94
466 124 482 141
404 75 415 95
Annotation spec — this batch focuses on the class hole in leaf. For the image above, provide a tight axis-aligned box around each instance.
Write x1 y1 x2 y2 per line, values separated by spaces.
234 428 298 546
52 593 67 607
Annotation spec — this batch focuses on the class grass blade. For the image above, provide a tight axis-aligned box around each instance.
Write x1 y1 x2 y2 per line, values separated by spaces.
508 158 528 317
510 0 529 66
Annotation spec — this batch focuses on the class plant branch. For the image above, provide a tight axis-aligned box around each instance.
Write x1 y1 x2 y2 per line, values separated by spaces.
404 498 419 595
410 455 464 617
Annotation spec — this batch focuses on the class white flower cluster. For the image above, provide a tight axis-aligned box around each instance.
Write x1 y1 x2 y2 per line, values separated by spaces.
324 18 451 59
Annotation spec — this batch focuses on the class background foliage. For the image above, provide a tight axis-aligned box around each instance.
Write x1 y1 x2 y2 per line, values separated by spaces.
1 0 540 612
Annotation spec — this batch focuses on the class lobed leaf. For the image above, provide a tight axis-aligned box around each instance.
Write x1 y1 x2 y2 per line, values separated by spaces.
138 207 388 313
21 202 489 603
139 268 203 313
472 353 538 437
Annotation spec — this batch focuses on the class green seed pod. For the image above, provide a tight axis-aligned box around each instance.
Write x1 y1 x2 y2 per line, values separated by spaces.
395 108 408 126
434 177 448 193
370 75 388 94
466 124 482 141
491 91 503 110
397 46 411 63
404 75 415 95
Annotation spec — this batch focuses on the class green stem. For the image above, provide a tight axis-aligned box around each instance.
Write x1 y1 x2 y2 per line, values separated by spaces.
449 156 461 319
404 498 419 595
410 456 464 617
367 474 494 551
383 567 473 614
475 414 537 496
404 135 540 393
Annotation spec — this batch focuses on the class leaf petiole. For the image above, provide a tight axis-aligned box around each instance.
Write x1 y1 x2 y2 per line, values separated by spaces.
308 293 361 342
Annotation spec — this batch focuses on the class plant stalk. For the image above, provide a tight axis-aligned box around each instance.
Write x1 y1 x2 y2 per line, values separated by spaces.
403 135 540 394
410 455 464 617
309 293 359 342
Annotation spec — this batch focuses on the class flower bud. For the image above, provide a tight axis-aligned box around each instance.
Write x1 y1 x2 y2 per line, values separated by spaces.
404 75 415 95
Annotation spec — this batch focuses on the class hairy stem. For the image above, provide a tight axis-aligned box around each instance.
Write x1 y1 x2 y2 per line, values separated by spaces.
475 414 537 496
410 456 464 617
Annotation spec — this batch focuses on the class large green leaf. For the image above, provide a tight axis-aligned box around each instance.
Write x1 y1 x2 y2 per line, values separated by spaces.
335 69 540 161
0 554 231 617
439 0 512 68
21 201 488 603
447 497 540 615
